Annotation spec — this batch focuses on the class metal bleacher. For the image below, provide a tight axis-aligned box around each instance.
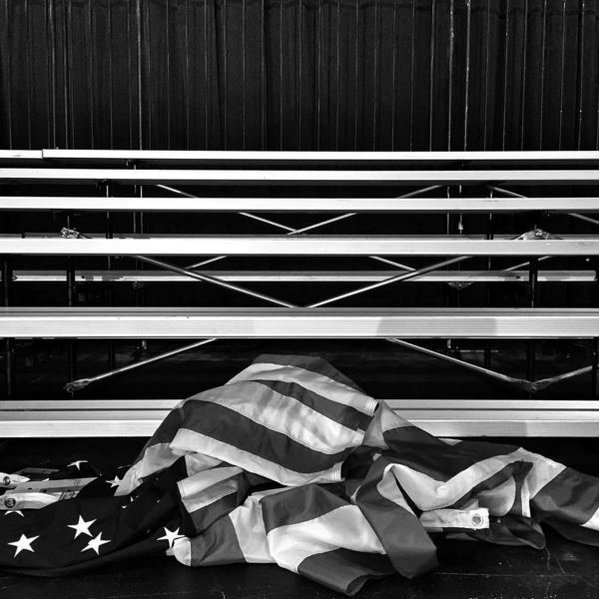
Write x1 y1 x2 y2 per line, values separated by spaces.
0 150 598 438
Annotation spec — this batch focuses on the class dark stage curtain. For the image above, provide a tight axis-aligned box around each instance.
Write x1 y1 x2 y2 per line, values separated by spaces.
0 0 598 151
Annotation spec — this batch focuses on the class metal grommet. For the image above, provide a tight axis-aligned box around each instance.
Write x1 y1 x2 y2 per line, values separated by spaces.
2 475 10 486
472 514 483 527
4 497 16 509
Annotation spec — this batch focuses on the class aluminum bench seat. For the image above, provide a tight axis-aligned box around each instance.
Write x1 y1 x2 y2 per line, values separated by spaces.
1 196 597 213
0 307 596 339
1 399 596 438
0 168 597 185
9 269 597 284
1 236 597 256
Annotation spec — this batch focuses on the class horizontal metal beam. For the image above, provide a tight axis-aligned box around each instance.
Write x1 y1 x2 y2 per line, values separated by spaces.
0 307 596 339
5 399 597 410
7 269 597 284
0 398 596 437
1 236 597 256
0 168 597 185
41 149 600 165
1 196 597 212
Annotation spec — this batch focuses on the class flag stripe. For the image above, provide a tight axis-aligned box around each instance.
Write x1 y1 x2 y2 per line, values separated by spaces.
297 548 394 596
172 427 343 486
228 361 377 416
185 382 364 455
260 484 349 534
532 466 599 526
265 505 385 572
250 379 372 432
169 402 354 475
237 354 367 394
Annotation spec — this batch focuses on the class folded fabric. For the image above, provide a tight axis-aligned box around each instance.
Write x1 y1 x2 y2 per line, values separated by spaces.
1 354 597 595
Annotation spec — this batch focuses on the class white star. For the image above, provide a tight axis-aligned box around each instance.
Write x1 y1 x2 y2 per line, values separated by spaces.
67 515 96 538
8 533 39 557
67 460 88 471
3 510 24 517
156 527 185 549
81 532 111 555
105 476 122 489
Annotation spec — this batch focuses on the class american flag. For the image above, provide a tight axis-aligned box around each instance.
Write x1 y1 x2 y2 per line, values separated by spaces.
1 355 598 595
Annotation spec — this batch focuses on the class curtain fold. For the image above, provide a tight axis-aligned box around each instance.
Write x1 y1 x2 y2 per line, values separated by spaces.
0 0 598 150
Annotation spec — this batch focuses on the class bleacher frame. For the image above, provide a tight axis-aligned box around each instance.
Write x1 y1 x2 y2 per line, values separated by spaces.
0 150 598 438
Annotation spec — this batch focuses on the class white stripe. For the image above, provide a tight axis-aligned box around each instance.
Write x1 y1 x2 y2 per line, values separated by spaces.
476 477 518 517
184 453 223 475
419 508 489 530
513 449 565 519
177 467 243 514
116 443 177 496
227 362 378 416
383 447 568 516
376 464 416 513
169 537 192 565
117 442 223 496
383 449 531 512
191 381 363 455
582 507 599 531
228 496 272 563
364 402 412 448
266 505 385 573
171 427 343 486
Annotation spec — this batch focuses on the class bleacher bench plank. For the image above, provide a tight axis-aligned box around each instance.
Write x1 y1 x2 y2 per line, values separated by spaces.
0 168 597 185
0 196 597 212
1 399 596 438
0 237 597 256
0 307 596 339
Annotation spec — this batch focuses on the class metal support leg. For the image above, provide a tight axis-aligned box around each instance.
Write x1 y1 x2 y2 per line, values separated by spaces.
2 257 15 397
592 338 598 398
103 182 116 370
66 216 77 385
484 210 493 368
526 256 539 386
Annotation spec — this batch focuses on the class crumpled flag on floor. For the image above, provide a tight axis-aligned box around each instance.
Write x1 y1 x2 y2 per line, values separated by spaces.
1 355 598 595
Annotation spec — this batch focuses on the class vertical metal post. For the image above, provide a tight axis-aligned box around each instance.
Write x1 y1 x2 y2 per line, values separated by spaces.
484 210 493 368
526 256 539 386
2 257 14 397
104 182 116 370
592 338 598 398
66 214 77 384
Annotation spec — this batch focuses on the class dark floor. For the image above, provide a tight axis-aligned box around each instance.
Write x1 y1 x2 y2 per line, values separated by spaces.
0 437 597 599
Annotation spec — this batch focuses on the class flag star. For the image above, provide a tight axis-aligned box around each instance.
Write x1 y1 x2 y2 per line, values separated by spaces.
81 532 110 555
105 476 122 489
67 515 96 538
3 510 24 517
156 527 185 549
8 533 39 557
67 460 88 471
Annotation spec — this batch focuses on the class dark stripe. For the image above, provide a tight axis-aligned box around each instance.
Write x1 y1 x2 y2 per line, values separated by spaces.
532 466 599 526
297 548 394 596
261 484 348 533
541 517 599 547
253 354 366 393
178 400 353 475
252 379 373 432
383 427 519 481
188 515 245 566
465 514 547 549
183 472 250 536
355 456 438 579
